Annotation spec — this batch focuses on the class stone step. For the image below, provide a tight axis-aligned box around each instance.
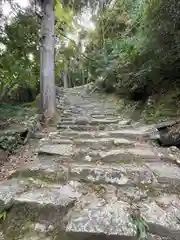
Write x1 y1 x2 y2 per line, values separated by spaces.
3 178 180 239
40 137 135 150
37 142 159 163
75 138 134 148
56 124 106 131
0 232 170 240
38 143 74 156
68 163 155 187
105 129 155 139
0 178 82 239
65 194 180 240
89 148 158 163
12 158 180 194
10 161 154 188
58 119 120 126
54 130 99 138
55 128 154 140
69 162 180 193
90 114 115 119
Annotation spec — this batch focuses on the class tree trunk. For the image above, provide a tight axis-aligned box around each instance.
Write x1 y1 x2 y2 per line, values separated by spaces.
40 0 56 120
63 61 68 88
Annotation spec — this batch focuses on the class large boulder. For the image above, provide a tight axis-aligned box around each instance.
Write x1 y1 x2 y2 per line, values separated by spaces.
156 120 180 147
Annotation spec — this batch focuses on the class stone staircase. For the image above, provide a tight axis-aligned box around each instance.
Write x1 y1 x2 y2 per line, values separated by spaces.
1 86 180 239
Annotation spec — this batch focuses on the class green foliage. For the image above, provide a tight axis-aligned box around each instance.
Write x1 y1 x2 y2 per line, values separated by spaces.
0 8 40 102
0 103 37 151
0 211 7 221
0 103 36 123
141 89 180 123
55 2 74 26
0 134 21 152
133 217 149 240
82 0 180 102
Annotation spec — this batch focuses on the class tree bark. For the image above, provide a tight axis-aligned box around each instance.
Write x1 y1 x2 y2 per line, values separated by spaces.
40 0 56 120
63 61 68 88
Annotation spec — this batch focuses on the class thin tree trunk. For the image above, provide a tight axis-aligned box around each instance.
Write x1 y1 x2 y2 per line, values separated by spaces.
81 64 85 85
63 61 68 88
40 0 56 120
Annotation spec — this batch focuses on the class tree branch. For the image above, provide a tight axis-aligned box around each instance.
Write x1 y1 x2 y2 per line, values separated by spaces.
56 29 103 66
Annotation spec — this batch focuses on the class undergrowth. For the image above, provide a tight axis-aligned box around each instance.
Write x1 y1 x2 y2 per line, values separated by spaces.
78 0 180 122
141 89 180 123
0 103 36 129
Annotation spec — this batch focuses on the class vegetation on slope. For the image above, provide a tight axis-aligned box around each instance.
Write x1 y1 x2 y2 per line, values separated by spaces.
79 0 180 122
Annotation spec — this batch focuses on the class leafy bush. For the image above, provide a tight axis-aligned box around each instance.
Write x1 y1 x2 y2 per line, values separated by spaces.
0 9 40 103
82 0 180 101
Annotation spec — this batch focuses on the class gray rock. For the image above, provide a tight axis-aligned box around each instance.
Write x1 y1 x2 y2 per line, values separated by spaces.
91 119 119 124
66 199 135 236
139 198 180 238
74 118 90 125
15 182 81 207
38 144 73 156
118 119 132 125
0 233 4 240
11 160 68 182
74 138 134 149
146 162 180 188
89 148 158 163
0 178 29 211
69 163 154 186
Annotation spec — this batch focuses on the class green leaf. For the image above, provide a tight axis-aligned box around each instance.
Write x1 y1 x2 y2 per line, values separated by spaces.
0 211 7 221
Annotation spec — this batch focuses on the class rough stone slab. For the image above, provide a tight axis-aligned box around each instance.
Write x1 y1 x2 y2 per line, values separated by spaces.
39 137 73 146
1 182 82 238
38 144 74 156
69 163 154 186
91 114 112 118
58 120 75 125
153 146 180 165
58 129 155 139
156 119 180 129
43 137 134 148
52 139 73 144
0 178 29 211
40 138 73 145
65 191 180 238
118 119 132 125
74 138 134 148
91 119 119 124
58 131 96 138
15 182 81 207
11 160 68 182
146 162 180 188
74 118 90 125
127 148 157 157
90 129 152 140
57 124 106 131
140 198 180 238
84 148 159 163
66 199 135 236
